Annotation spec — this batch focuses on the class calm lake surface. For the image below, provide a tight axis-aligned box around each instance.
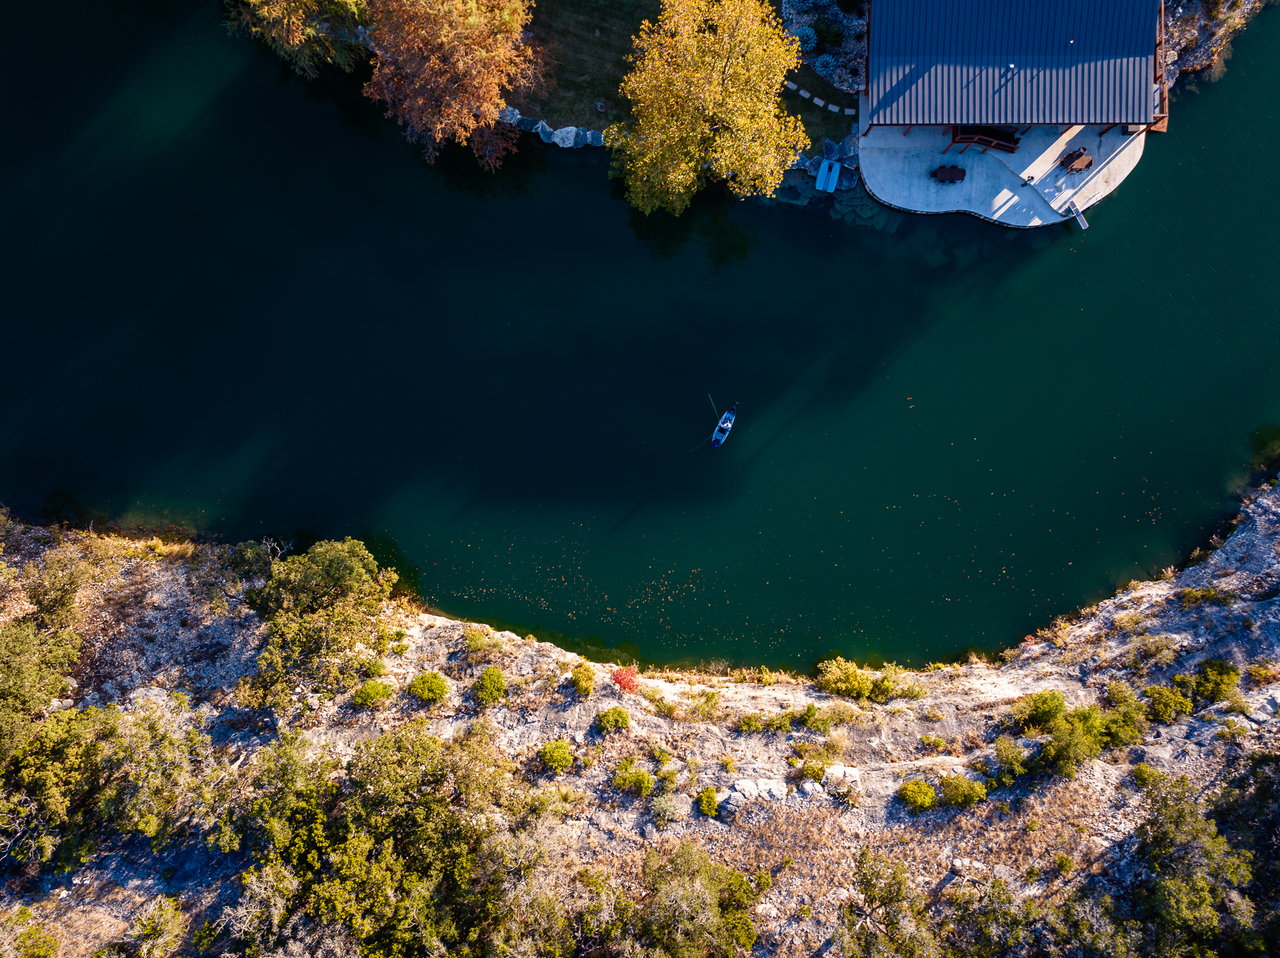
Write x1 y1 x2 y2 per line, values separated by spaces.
4 2 1280 667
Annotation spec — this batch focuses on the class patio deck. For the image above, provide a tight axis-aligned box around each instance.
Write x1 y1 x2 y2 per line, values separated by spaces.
857 120 1147 227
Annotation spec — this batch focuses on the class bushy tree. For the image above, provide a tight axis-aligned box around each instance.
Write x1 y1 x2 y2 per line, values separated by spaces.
606 0 809 215
0 700 220 868
363 0 539 170
241 539 397 712
837 848 939 958
638 841 759 956
943 880 1032 958
0 622 80 763
1136 775 1254 955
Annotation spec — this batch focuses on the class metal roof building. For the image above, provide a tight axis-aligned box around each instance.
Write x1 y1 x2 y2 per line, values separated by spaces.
867 0 1163 127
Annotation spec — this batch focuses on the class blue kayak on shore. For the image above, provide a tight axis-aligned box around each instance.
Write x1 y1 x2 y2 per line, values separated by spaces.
710 402 738 448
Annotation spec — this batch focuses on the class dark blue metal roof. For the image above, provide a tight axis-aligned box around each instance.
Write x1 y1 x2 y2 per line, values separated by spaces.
867 0 1160 126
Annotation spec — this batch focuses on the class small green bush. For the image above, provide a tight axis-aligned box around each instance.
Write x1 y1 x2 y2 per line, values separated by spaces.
697 786 720 817
407 670 448 706
1038 706 1106 777
538 739 574 775
473 666 507 708
1100 681 1149 746
1009 690 1066 732
920 734 947 752
939 774 987 808
595 706 631 733
1145 685 1193 723
816 657 873 698
992 735 1027 787
462 626 502 662
897 779 938 814
352 680 394 709
613 757 656 797
816 658 922 702
650 793 682 828
1178 586 1232 609
570 662 595 697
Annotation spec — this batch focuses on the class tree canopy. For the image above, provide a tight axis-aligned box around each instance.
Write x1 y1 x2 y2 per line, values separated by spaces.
606 0 809 215
228 0 372 77
363 0 540 170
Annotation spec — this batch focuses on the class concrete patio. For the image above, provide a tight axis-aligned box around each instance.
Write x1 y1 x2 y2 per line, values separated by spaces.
857 119 1147 227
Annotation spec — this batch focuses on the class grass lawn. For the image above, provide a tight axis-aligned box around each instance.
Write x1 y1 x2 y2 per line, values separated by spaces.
518 0 659 128
518 0 858 147
785 63 858 145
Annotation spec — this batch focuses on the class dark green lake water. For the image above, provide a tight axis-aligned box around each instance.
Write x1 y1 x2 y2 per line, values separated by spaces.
4 2 1280 667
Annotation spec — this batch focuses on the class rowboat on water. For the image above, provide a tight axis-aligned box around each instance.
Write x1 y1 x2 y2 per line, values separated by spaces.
710 402 738 448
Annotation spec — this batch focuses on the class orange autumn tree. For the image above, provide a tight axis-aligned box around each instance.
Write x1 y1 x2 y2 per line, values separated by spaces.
228 0 371 78
364 0 539 170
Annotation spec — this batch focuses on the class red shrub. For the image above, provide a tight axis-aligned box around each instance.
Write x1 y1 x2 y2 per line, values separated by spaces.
611 667 640 693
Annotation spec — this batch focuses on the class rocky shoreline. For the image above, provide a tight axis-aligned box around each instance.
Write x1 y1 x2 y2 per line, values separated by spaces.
2 476 1279 954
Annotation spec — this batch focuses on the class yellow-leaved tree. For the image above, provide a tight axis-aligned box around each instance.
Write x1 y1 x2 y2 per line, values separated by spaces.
606 0 809 215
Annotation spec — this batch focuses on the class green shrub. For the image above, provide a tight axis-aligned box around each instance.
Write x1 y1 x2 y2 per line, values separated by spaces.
1100 681 1149 746
1246 659 1278 685
1145 685 1193 723
816 657 873 698
408 670 448 706
939 774 987 808
897 779 938 814
1131 762 1165 790
570 662 595 697
649 793 682 828
816 658 922 702
1009 690 1066 732
462 626 502 662
352 680 394 709
538 739 574 775
1178 586 1232 609
697 786 720 817
1038 706 1106 777
595 706 631 733
920 734 947 752
991 735 1028 787
613 757 656 797
473 666 507 708
1193 659 1241 703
